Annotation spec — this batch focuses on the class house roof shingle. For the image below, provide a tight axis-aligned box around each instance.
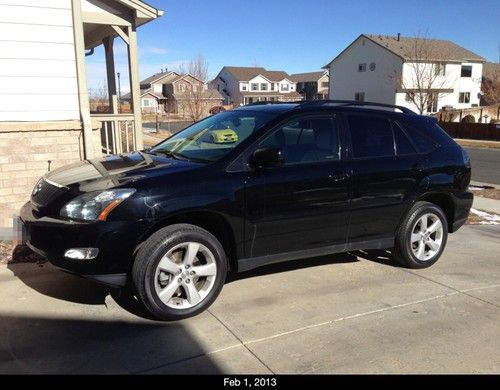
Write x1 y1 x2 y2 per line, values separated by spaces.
364 34 485 62
223 66 292 82
325 34 485 68
140 71 177 86
290 71 327 83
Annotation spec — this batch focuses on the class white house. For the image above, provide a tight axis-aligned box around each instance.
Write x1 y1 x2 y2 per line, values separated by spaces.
0 0 163 232
212 66 303 106
324 34 485 114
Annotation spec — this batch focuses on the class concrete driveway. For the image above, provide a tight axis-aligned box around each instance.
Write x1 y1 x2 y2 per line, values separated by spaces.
0 225 498 374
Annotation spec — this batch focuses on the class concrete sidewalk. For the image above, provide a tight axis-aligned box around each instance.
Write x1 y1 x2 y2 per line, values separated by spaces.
473 196 500 214
0 224 498 374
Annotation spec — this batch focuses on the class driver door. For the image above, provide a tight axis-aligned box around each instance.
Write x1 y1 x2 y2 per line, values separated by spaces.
244 114 351 258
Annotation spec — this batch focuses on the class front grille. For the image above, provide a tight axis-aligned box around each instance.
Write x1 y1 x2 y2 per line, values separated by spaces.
31 179 66 207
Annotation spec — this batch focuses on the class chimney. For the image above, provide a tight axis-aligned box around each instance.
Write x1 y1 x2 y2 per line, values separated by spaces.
397 33 401 41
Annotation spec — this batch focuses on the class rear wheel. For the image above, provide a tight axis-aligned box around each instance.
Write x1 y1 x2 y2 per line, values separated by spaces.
132 224 227 320
393 201 448 268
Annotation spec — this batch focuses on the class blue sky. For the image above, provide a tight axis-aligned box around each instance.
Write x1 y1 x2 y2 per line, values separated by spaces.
86 0 500 93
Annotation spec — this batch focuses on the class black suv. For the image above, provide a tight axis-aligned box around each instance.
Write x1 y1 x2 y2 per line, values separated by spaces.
20 101 473 320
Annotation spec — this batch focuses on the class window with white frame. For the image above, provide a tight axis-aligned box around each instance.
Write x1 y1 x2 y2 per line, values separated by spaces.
435 63 446 76
271 83 275 91
459 92 470 103
241 83 248 91
358 63 367 72
281 83 289 91
179 83 186 92
261 83 268 91
251 83 259 91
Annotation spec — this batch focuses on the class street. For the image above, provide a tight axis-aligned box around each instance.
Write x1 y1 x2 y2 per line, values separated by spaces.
0 224 498 374
465 147 500 185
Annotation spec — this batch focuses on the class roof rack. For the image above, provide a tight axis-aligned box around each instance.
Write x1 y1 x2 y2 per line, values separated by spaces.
244 101 298 106
298 100 416 114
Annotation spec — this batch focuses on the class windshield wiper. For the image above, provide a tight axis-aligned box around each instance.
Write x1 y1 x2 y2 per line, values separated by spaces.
152 150 188 161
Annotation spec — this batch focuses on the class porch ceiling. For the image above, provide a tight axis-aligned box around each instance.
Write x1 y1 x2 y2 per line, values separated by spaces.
82 0 163 49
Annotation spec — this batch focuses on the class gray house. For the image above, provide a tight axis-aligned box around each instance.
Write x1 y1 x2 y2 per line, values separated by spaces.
290 71 329 100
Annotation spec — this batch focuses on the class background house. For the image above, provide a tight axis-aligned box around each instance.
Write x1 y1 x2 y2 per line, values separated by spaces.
212 66 303 106
124 72 224 119
290 71 329 100
0 0 162 233
135 70 179 113
324 34 485 114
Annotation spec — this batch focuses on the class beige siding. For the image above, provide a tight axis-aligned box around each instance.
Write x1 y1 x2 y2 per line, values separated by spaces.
0 0 79 121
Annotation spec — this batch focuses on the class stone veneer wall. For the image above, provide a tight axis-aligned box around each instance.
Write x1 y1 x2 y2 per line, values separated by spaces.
0 121 102 232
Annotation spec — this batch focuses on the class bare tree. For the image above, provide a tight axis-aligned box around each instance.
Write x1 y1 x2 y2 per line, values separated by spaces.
175 55 211 122
88 80 109 112
391 33 454 114
482 67 500 105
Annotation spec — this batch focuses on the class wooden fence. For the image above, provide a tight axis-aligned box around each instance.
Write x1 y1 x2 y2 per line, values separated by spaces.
438 121 500 141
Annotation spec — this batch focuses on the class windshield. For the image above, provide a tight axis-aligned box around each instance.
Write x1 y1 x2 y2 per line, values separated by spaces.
150 110 277 163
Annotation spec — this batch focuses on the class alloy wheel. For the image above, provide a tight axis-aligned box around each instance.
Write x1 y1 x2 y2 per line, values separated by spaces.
153 242 217 309
410 213 444 261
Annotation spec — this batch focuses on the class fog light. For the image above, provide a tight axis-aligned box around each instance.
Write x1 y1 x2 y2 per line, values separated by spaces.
64 248 99 260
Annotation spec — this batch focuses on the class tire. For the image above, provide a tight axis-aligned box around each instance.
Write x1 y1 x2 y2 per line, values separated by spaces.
392 201 448 269
132 223 227 321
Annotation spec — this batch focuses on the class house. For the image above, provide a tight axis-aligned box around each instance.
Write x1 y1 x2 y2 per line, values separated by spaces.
290 71 329 100
135 70 180 113
0 0 163 233
124 72 224 118
212 66 303 106
324 34 485 114
162 74 223 119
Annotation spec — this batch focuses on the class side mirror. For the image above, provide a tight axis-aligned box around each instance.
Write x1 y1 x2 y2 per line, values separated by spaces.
249 147 284 169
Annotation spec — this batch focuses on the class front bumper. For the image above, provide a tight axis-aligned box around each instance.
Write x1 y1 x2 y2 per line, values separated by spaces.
20 202 150 286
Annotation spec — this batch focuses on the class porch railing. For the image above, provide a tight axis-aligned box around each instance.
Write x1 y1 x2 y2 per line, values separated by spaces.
91 114 137 155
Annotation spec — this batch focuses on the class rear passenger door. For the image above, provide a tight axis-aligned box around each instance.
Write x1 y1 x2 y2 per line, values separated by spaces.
346 113 426 243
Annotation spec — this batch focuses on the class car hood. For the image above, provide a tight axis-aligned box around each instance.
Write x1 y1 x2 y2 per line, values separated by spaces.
44 151 200 192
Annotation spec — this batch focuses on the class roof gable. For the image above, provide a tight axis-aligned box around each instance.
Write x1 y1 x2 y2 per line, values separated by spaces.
140 71 179 86
324 34 485 68
290 71 327 82
223 66 293 82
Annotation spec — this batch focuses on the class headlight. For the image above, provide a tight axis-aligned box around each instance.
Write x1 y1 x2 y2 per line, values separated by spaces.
60 189 136 221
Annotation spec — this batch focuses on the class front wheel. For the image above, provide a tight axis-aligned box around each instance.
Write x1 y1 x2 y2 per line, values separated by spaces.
392 201 448 269
132 224 227 321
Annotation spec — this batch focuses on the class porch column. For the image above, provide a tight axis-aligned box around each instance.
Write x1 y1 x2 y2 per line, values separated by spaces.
103 37 118 114
126 23 143 150
71 0 94 159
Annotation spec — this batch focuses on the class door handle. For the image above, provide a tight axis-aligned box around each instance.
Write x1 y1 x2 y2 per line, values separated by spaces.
411 163 423 173
329 171 348 182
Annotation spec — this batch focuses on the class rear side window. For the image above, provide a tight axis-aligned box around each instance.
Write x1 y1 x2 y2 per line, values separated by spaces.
393 124 417 155
407 129 438 153
348 116 395 158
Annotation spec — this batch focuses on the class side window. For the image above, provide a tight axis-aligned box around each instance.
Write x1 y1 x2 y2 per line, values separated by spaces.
400 124 438 154
259 116 339 164
393 123 417 155
348 116 395 158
